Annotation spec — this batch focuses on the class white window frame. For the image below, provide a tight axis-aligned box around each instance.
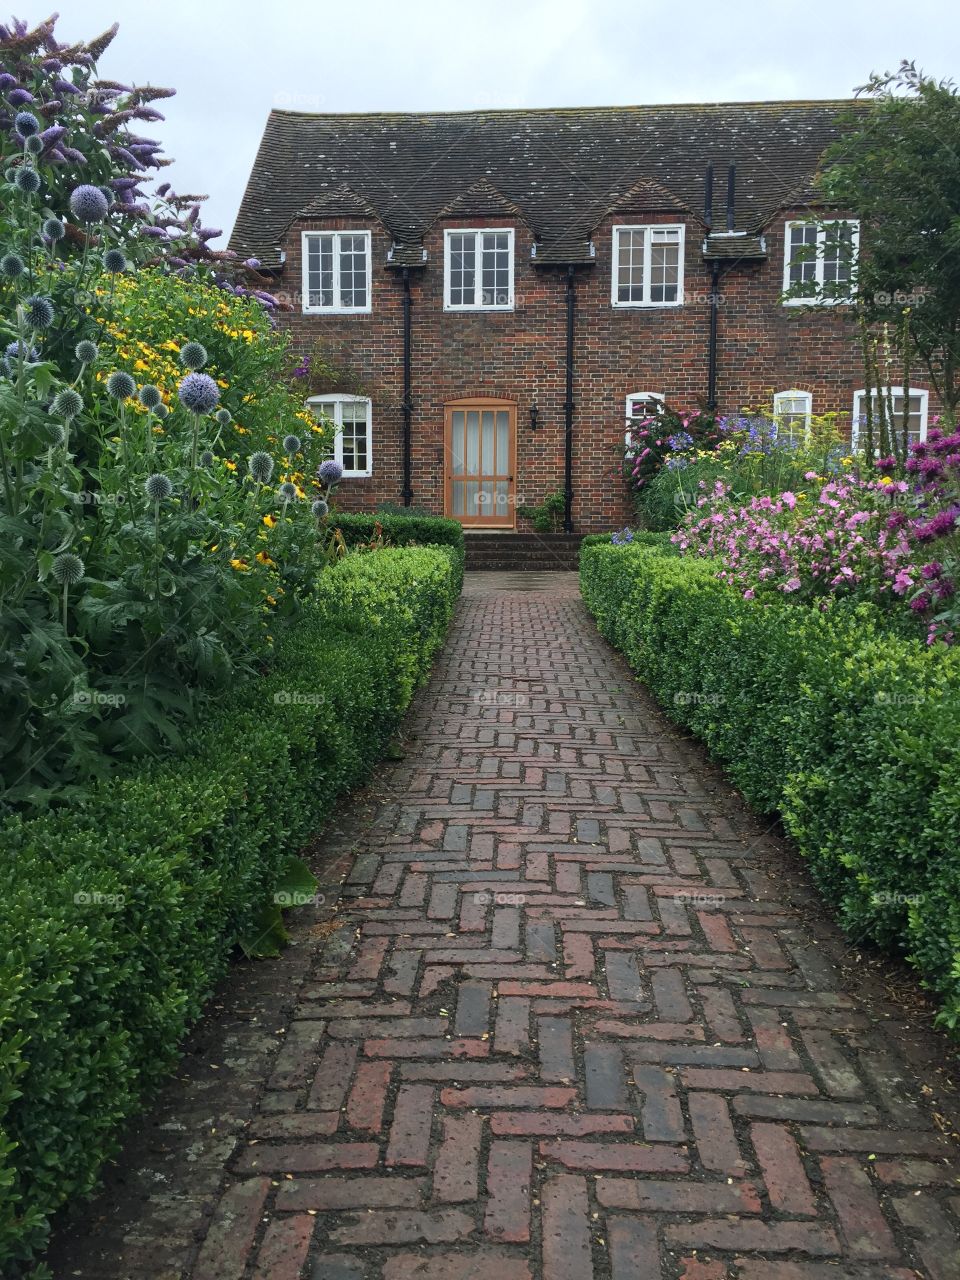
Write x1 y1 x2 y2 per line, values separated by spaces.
611 224 685 309
773 389 813 444
851 387 929 451
307 394 373 477
625 391 665 446
301 230 372 315
443 228 515 311
782 219 860 306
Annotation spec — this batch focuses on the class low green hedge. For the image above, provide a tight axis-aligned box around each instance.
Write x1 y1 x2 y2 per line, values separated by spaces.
0 545 459 1274
580 540 960 1029
330 513 465 593
579 531 677 552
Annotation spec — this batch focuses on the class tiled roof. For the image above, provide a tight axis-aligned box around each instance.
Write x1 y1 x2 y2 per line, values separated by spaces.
230 100 855 269
703 232 767 260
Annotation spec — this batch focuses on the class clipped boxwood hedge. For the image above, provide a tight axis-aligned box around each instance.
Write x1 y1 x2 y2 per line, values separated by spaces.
0 545 459 1274
580 540 960 1029
330 513 465 592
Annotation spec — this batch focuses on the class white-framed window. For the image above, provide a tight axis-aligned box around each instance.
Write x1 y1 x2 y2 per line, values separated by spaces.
852 387 929 451
782 219 859 305
625 391 665 445
773 390 813 446
301 230 372 314
307 395 373 476
612 225 685 307
443 228 514 310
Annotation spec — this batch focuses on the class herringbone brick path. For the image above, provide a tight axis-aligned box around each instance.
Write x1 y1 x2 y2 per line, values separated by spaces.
51 573 960 1279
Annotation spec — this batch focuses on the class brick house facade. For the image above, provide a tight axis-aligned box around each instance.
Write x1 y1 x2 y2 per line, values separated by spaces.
230 102 932 533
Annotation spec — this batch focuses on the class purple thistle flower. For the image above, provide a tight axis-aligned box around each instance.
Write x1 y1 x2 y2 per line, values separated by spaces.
318 459 344 484
69 183 109 223
14 110 39 137
178 371 220 414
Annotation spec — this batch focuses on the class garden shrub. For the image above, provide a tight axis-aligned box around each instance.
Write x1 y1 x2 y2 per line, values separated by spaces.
0 544 458 1275
580 540 960 1029
330 512 465 592
0 16 346 811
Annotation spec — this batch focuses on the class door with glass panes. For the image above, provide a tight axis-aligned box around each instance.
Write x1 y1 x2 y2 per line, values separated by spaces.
444 399 516 527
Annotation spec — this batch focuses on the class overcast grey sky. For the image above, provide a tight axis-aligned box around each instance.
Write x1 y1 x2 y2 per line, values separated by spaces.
45 0 960 243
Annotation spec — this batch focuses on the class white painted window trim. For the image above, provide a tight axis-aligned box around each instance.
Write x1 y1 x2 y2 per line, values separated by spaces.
611 224 685 309
301 230 373 315
851 387 929 451
782 219 860 307
307 394 373 477
773 389 813 443
624 390 665 446
443 228 515 311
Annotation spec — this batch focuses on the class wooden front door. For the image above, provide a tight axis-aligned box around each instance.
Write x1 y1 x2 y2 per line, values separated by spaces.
444 399 516 527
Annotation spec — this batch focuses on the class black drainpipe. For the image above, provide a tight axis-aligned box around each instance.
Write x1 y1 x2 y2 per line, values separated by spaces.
706 163 735 413
707 259 721 412
563 264 575 534
401 267 413 506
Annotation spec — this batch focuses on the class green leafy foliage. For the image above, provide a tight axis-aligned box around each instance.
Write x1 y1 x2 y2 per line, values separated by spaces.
580 540 960 1029
0 20 345 812
329 513 465 594
820 62 960 430
0 545 459 1274
517 489 565 533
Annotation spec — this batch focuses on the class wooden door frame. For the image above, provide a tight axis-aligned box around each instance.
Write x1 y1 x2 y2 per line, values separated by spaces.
443 397 517 529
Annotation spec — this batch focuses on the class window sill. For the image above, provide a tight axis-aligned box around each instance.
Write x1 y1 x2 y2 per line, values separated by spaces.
611 301 683 310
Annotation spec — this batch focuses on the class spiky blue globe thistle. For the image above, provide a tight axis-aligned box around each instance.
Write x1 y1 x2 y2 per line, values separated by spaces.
318 459 343 484
23 294 54 329
69 183 109 223
47 421 66 447
144 473 173 501
75 339 98 364
102 248 127 273
50 388 83 419
0 252 25 279
98 185 115 208
24 134 42 155
52 552 84 585
42 217 65 241
282 434 301 455
3 168 16 182
106 370 136 401
311 498 329 518
278 481 298 501
177 371 219 414
199 449 215 467
138 384 162 410
14 166 40 194
3 338 39 371
248 451 274 484
215 407 231 425
14 110 39 137
178 341 207 371
155 403 169 420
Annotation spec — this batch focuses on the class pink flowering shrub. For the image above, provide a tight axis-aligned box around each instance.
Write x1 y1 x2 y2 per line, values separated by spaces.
674 428 960 644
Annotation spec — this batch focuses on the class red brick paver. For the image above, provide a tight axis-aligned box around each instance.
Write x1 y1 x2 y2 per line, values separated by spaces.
49 573 960 1278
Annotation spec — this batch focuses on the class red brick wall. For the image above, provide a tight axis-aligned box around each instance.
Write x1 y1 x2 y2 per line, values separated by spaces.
274 210 933 533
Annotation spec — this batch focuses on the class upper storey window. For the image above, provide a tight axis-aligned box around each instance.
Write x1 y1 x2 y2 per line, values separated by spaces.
444 229 514 310
301 230 372 314
782 220 859 305
612 225 685 307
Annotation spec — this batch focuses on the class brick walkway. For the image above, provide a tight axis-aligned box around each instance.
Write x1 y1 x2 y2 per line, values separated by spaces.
50 572 960 1279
